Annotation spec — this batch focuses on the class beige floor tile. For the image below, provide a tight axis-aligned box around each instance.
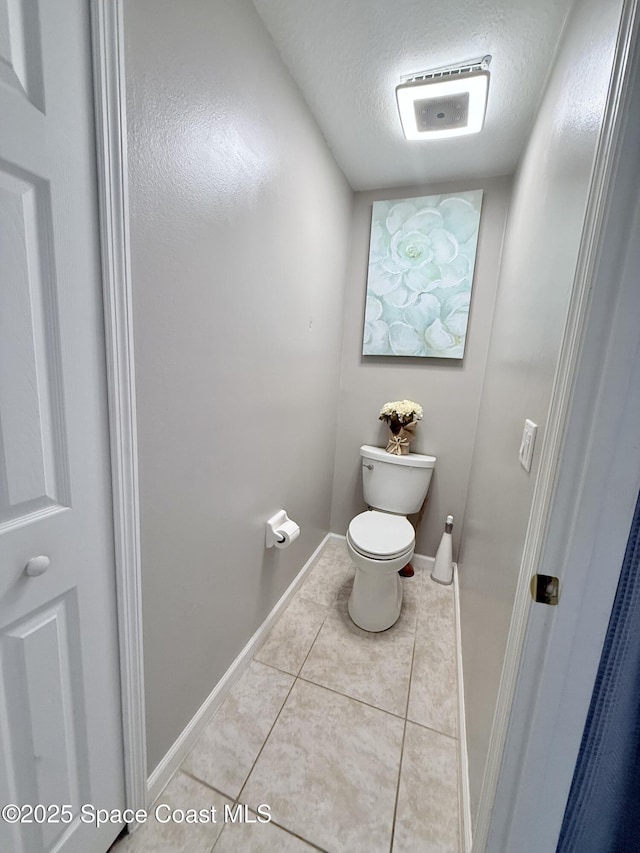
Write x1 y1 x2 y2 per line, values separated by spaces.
407 577 458 737
182 661 294 798
112 771 228 853
297 549 352 608
392 722 459 853
242 679 404 853
125 546 462 853
214 811 318 852
420 573 455 616
254 595 327 675
321 539 353 567
300 575 418 716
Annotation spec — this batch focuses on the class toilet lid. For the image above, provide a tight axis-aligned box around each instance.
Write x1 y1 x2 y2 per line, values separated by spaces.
348 510 415 559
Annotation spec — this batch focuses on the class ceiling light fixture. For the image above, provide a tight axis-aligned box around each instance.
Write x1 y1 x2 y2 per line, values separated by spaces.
396 55 491 140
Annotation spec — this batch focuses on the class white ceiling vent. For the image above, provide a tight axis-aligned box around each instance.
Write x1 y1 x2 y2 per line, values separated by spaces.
396 56 491 140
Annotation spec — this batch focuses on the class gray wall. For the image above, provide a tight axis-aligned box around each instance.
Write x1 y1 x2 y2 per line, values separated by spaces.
330 178 512 558
457 0 625 820
124 0 353 774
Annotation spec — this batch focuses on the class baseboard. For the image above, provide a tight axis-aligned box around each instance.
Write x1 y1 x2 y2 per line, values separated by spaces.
454 563 472 852
146 532 332 805
409 552 434 572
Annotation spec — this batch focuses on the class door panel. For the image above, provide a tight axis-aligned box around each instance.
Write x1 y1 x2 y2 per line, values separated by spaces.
0 2 125 851
0 0 45 111
0 166 68 527
2 594 89 851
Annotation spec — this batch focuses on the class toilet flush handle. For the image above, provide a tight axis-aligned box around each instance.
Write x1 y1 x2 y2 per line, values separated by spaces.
363 463 374 470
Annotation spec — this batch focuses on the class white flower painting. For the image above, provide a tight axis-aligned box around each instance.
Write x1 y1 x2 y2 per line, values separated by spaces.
362 190 483 358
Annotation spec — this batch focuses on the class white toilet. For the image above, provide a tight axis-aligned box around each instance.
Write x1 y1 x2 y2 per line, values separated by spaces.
347 445 436 632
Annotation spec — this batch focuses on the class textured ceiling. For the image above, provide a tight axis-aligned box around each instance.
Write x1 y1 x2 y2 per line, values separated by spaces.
252 0 574 190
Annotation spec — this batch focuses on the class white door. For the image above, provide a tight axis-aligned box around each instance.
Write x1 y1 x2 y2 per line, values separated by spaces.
0 2 125 852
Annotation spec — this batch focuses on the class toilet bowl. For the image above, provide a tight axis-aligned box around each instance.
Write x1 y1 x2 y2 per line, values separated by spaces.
347 510 415 631
347 446 435 632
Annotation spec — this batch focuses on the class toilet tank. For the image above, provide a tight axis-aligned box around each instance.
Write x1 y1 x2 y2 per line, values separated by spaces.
360 445 436 514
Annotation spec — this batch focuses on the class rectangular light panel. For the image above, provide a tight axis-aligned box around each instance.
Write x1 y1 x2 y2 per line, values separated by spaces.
396 70 489 140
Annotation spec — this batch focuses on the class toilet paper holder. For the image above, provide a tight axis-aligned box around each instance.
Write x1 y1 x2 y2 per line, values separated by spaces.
265 510 300 549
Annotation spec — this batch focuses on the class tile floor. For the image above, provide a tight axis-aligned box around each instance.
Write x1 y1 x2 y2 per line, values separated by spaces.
113 540 461 853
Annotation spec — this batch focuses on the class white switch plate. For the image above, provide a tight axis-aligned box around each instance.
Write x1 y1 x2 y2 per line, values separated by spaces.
519 419 538 472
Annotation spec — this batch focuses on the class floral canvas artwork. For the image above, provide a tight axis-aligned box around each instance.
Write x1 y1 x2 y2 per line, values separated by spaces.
362 190 483 358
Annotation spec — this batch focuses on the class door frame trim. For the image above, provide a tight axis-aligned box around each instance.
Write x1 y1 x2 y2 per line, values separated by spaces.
91 0 147 815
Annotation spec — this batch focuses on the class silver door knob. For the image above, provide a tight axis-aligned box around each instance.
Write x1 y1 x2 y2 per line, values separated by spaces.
25 555 50 577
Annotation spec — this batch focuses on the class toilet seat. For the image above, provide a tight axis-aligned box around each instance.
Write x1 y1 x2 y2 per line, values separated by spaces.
347 510 415 560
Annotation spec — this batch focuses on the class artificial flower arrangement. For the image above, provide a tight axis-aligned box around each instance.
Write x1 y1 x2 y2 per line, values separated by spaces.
379 399 423 455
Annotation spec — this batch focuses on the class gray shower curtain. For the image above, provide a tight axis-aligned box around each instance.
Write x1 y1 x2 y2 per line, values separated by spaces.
557 488 640 852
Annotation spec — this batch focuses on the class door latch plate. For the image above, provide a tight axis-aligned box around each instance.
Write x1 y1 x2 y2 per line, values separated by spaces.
530 574 559 605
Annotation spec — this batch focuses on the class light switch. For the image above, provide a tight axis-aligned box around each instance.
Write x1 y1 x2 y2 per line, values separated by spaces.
519 419 537 472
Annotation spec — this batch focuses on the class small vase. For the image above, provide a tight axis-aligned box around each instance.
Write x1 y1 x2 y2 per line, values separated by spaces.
385 420 417 456
386 430 410 455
